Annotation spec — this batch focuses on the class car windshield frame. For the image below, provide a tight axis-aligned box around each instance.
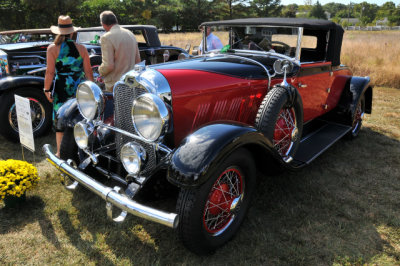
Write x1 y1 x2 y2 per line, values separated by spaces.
202 25 304 62
0 33 54 44
76 27 150 47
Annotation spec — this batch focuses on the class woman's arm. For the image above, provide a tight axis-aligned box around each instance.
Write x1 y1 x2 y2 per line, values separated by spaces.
44 44 57 103
77 44 94 82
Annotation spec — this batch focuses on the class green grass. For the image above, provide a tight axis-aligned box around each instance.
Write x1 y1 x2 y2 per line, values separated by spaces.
1 86 399 265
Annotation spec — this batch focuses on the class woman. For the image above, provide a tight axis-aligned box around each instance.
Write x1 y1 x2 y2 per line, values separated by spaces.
44 15 93 157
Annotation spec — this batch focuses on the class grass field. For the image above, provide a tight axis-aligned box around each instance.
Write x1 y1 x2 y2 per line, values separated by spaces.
1 32 400 265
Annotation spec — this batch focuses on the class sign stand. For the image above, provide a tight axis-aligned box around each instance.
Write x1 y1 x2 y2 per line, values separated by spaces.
15 95 36 163
20 145 36 165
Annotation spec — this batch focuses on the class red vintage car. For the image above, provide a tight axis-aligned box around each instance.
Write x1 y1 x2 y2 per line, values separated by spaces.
44 18 372 254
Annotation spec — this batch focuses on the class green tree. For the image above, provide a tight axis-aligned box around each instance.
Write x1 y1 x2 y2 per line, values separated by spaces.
153 0 181 31
375 1 399 25
309 0 327 19
0 0 26 29
353 2 378 25
281 4 298 18
323 2 346 18
251 0 281 17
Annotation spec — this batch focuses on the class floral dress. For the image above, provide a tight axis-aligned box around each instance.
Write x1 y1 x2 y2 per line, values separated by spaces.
52 38 84 114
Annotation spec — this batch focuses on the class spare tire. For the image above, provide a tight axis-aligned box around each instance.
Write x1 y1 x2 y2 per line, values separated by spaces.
255 85 303 162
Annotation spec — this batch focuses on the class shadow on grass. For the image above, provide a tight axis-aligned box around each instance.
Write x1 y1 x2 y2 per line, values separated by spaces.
54 127 400 264
0 196 61 249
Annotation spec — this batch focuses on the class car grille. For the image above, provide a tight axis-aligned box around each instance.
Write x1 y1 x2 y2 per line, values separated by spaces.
114 83 156 175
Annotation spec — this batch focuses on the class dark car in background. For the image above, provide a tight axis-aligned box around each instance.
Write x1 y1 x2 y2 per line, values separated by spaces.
44 18 373 254
0 25 189 141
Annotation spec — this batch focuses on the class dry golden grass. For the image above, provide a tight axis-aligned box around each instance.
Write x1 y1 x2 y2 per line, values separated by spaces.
159 31 400 88
342 31 400 88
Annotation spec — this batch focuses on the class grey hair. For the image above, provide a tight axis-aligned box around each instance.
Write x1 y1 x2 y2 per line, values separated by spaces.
100 11 118 26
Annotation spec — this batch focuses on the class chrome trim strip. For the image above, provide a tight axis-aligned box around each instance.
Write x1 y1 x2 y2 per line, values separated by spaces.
27 66 47 75
15 64 46 69
43 144 179 229
13 55 46 60
296 27 303 61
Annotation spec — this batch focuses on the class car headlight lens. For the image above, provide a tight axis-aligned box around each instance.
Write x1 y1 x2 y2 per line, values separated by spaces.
76 81 104 120
120 142 146 175
132 93 169 141
74 122 90 149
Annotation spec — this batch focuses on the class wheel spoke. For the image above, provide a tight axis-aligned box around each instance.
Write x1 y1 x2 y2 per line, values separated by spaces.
203 168 243 234
273 108 296 156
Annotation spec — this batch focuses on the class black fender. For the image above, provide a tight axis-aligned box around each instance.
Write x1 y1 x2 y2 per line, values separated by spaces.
338 76 372 117
55 98 83 130
56 92 114 130
0 76 44 94
167 123 276 188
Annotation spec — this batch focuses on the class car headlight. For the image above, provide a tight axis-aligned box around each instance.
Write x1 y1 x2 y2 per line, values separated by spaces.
74 122 91 149
120 142 146 175
132 93 169 141
76 81 104 120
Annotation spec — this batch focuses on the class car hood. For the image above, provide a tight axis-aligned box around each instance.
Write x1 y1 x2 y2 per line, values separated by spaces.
151 55 268 80
0 42 51 51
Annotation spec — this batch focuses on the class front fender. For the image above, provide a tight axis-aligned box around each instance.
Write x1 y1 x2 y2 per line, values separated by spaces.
55 98 83 130
0 76 45 93
167 123 274 188
55 92 114 130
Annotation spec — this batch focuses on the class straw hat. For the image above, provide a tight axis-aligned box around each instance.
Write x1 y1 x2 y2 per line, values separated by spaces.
50 15 79 35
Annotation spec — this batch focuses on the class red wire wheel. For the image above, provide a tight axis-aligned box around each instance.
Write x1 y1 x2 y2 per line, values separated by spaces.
255 85 303 162
273 107 297 158
203 167 243 235
176 148 256 255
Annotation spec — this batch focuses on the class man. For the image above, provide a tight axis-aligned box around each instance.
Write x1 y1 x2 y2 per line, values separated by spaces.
99 11 141 91
198 26 223 54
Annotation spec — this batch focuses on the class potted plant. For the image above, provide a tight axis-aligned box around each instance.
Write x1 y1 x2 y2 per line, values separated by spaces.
0 159 39 208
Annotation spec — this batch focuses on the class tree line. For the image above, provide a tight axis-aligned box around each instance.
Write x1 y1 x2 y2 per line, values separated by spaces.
0 0 399 32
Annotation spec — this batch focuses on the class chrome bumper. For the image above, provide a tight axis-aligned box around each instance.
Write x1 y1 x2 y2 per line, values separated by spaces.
43 144 179 229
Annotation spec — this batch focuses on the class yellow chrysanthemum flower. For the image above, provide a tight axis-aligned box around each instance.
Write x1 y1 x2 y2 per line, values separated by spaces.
0 159 39 202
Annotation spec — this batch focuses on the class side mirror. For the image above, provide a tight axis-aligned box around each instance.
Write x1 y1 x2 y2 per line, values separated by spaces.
273 59 293 74
273 59 294 87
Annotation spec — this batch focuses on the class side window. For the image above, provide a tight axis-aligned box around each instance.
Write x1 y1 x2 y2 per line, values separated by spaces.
301 36 317 49
131 30 147 46
300 34 325 63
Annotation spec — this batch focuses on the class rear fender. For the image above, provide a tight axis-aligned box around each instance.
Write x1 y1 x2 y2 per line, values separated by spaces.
167 123 275 188
340 76 372 115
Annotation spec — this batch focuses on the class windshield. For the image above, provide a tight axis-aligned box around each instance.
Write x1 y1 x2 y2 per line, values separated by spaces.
77 29 147 45
76 31 105 44
0 33 54 44
204 26 300 58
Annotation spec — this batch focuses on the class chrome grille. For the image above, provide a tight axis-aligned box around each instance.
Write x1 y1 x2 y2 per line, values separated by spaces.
114 83 156 175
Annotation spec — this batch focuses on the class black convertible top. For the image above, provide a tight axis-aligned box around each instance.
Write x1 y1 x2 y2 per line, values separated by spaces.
201 18 338 30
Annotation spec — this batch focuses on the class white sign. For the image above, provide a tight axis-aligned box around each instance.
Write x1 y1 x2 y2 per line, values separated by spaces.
15 95 35 152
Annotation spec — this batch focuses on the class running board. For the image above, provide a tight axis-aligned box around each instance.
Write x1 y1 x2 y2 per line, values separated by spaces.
293 122 352 165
